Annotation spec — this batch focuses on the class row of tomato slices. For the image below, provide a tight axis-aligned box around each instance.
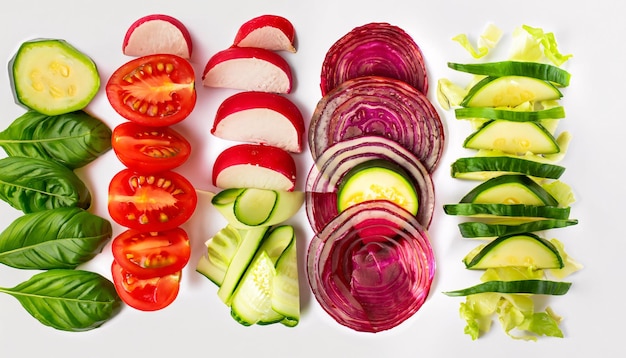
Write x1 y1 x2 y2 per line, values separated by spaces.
304 22 445 332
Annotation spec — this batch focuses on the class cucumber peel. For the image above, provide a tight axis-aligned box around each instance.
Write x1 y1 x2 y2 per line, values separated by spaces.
461 76 562 108
460 174 559 206
457 218 578 238
443 279 571 296
443 203 570 220
448 61 571 87
464 120 560 155
451 156 565 180
454 106 565 122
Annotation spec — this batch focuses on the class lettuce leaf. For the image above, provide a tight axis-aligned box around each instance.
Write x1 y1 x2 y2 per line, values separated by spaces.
452 23 503 59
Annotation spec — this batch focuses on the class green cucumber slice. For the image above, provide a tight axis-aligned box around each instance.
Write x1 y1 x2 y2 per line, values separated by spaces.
459 174 558 206
463 232 564 269
448 61 571 87
337 159 418 215
443 279 571 296
443 203 570 220
457 218 579 238
272 229 300 327
455 106 565 122
463 120 560 155
196 225 242 286
10 39 100 116
461 76 562 108
451 156 565 180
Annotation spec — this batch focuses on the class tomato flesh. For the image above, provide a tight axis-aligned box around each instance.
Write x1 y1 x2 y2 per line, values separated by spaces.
111 260 181 311
112 122 191 173
106 54 196 127
111 228 190 278
108 169 197 232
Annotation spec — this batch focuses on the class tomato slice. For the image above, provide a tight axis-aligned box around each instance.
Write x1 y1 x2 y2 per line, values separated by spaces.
111 260 181 311
108 169 197 232
106 54 196 127
111 228 191 278
112 122 192 173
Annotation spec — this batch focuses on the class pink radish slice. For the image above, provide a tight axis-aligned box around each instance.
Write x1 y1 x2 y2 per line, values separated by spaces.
202 47 293 93
122 14 193 58
212 143 297 191
212 91 305 153
233 14 296 52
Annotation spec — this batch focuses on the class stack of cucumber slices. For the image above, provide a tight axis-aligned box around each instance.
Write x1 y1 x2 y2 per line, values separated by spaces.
438 25 582 340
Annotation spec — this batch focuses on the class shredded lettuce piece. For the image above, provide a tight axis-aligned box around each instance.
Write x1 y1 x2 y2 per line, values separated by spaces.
549 238 584 279
437 78 467 110
522 25 573 66
452 23 503 59
542 180 575 207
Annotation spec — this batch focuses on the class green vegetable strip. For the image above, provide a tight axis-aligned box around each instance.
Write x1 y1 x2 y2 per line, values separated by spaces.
458 219 579 238
454 106 565 122
447 60 571 86
443 203 570 220
443 279 572 296
451 156 566 179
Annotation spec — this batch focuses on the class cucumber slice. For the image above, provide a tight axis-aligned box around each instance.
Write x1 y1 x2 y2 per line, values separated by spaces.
457 218 579 238
196 225 242 286
336 159 418 215
443 279 571 296
217 226 269 305
10 39 100 116
272 230 300 326
463 232 564 269
461 76 562 108
212 188 304 228
463 120 560 155
448 61 571 87
451 156 565 180
443 203 570 220
459 174 558 206
454 106 565 122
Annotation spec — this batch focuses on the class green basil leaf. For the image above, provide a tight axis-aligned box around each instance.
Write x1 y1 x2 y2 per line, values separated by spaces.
0 269 122 331
0 207 112 269
0 156 91 213
0 110 112 169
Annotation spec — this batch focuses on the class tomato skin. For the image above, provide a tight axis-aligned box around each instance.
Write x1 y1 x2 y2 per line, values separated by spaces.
111 260 181 311
106 54 196 127
108 169 197 232
112 122 191 173
111 228 191 279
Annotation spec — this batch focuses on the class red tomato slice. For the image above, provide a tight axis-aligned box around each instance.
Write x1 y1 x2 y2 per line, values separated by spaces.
111 228 191 278
106 54 196 127
108 169 197 232
112 122 192 173
111 260 181 311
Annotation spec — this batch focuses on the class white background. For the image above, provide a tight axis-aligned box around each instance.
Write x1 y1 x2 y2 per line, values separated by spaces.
0 0 622 357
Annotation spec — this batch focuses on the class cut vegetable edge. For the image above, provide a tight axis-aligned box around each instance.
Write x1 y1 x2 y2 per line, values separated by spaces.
461 76 562 108
443 203 570 220
459 174 559 206
122 14 193 58
448 61 571 87
443 279 572 296
463 120 560 155
451 156 566 180
457 218 579 238
455 106 565 122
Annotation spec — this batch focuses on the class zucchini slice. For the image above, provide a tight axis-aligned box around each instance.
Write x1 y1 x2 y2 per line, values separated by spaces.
463 120 560 155
196 225 242 286
463 232 564 269
10 39 100 116
459 174 559 206
461 76 562 108
448 61 571 87
451 156 566 180
271 228 300 326
443 279 572 296
454 106 565 122
457 218 579 238
443 203 570 220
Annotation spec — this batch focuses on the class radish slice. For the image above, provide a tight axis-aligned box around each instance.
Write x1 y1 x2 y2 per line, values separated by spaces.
233 14 296 53
122 14 193 58
202 47 293 93
212 143 297 191
212 91 305 153
309 76 444 173
320 22 428 96
305 135 435 233
306 200 435 333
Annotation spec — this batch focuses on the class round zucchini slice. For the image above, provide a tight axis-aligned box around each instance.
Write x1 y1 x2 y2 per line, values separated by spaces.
459 174 559 206
461 75 562 108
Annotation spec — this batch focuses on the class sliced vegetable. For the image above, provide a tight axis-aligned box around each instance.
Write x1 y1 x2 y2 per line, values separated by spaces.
122 14 193 58
443 279 571 296
271 227 300 326
212 143 297 191
457 218 578 238
463 232 564 269
106 54 196 127
0 110 112 169
320 22 428 95
10 38 100 116
450 156 566 180
463 120 560 155
0 207 111 270
309 76 444 172
459 174 559 206
307 200 435 333
111 122 191 173
0 156 91 213
0 269 121 331
232 14 296 52
202 47 293 93
111 260 181 311
443 203 570 220
461 76 562 108
448 61 571 87
454 106 565 122
196 225 242 286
